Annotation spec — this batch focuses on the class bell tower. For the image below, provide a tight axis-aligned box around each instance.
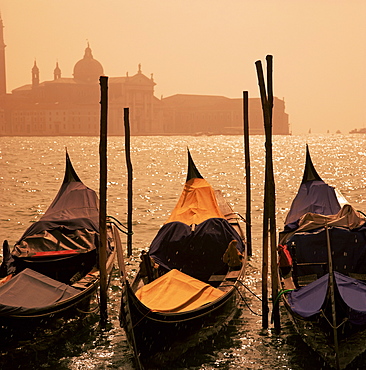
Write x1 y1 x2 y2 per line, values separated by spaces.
0 14 6 95
32 60 39 88
54 61 61 80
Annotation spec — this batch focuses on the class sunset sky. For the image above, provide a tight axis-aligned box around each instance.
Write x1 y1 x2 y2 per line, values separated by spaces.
2 1 365 134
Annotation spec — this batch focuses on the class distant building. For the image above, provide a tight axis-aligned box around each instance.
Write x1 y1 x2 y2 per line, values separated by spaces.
0 16 290 136
160 94 290 135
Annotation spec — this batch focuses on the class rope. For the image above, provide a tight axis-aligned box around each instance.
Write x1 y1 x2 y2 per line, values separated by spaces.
273 288 294 307
107 215 128 229
107 220 133 235
270 288 294 324
320 310 348 330
236 280 262 301
220 281 262 316
107 215 134 235
235 285 262 316
131 308 152 329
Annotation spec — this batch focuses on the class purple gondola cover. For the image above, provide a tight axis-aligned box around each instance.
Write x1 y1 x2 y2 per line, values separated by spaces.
335 271 366 325
284 145 341 227
287 273 329 318
287 272 366 325
285 180 341 227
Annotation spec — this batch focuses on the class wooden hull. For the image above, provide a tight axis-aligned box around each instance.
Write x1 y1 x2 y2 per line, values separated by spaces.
283 298 366 370
120 263 245 364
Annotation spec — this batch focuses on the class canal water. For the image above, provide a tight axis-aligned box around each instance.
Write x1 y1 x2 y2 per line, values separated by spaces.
1 134 366 369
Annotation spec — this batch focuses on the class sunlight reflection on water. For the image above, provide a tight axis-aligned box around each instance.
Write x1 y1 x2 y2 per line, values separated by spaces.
1 134 366 369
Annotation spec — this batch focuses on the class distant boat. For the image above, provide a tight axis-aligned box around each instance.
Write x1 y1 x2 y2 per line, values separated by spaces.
193 132 215 136
349 128 366 134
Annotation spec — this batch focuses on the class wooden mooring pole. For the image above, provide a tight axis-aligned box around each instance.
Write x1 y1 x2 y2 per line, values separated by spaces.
266 55 280 332
99 76 109 327
256 60 269 329
243 91 252 257
124 108 133 257
255 55 280 331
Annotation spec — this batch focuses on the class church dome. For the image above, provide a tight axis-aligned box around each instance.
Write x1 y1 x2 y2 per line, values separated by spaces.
73 43 104 83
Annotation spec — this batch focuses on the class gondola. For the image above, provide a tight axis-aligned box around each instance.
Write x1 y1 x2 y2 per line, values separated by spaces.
0 152 119 345
119 149 246 367
279 145 366 370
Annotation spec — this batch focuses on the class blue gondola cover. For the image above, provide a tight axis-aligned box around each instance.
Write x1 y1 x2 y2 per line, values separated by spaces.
149 217 245 281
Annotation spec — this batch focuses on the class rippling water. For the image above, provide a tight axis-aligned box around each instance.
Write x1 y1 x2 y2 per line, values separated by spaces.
1 134 366 369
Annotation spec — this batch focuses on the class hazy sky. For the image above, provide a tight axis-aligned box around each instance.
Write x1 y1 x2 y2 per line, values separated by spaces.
2 1 365 134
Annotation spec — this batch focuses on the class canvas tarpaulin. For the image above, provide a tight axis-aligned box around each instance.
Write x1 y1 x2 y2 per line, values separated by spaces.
13 179 99 259
287 273 329 318
280 204 366 245
135 269 225 313
284 225 366 278
285 180 341 227
149 217 245 281
150 175 244 281
0 156 100 277
18 181 99 242
336 271 366 325
287 272 366 325
0 268 80 315
165 178 225 226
